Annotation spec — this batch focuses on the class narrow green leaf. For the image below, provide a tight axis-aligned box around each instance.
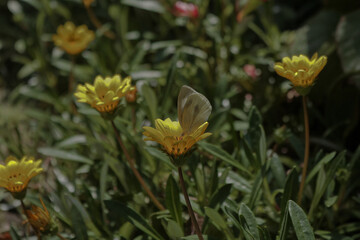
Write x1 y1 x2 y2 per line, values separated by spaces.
166 220 184 238
309 151 346 218
100 162 108 223
248 171 262 210
56 135 87 148
161 51 180 111
270 155 286 188
280 167 299 222
258 125 267 165
38 147 93 164
209 184 232 209
278 201 290 240
288 200 315 240
305 152 336 184
144 146 176 170
121 0 165 13
105 200 164 240
239 203 260 239
9 226 21 240
141 83 158 123
198 142 251 176
204 207 228 230
69 200 89 240
165 175 183 227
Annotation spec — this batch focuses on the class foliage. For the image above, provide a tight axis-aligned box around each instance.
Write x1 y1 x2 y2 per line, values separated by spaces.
0 0 360 239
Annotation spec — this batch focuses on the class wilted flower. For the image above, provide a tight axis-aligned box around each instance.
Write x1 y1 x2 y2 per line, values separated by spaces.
83 0 94 8
125 86 137 103
74 75 133 114
0 156 42 199
25 198 58 235
173 1 199 19
274 53 327 95
52 21 95 55
143 118 211 165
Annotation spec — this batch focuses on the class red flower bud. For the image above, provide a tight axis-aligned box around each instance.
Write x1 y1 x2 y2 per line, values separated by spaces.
173 1 199 19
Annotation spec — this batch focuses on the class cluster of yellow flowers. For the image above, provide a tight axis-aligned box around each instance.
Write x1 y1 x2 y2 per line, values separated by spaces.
4 17 328 235
71 52 327 164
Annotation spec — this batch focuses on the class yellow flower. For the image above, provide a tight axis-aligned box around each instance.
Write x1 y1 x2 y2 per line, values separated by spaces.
143 118 211 164
0 156 42 198
274 53 327 89
83 0 94 8
74 75 133 113
52 21 95 55
25 198 56 234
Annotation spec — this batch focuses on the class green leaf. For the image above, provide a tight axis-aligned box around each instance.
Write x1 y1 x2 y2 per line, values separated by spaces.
141 83 158 123
270 155 286 188
278 201 291 240
56 135 87 149
305 152 336 185
291 10 340 55
204 207 228 230
121 0 165 13
280 167 299 222
198 142 251 176
288 200 315 240
37 147 93 164
144 146 176 170
100 162 108 222
209 184 232 209
258 125 267 165
336 9 360 73
309 151 346 218
69 199 89 240
248 171 262 210
165 175 183 227
105 200 164 240
166 220 184 238
161 51 180 112
239 203 260 239
9 226 21 240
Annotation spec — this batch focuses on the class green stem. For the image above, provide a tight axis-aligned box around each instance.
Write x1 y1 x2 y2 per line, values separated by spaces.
297 96 310 205
110 121 165 211
86 6 116 39
178 167 204 240
68 56 76 94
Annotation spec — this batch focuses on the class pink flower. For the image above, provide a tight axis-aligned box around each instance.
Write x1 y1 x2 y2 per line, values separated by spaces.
243 64 260 79
173 1 199 19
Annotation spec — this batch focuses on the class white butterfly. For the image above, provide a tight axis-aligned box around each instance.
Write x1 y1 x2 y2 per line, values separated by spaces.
177 85 212 135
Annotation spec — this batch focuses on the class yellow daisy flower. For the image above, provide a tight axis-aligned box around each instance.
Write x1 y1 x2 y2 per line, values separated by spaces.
0 156 42 199
143 118 211 165
52 21 95 55
274 53 327 95
25 198 58 235
74 75 133 114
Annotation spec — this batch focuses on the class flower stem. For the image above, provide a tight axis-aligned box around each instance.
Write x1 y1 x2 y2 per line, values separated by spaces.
56 233 68 240
68 56 76 94
178 167 204 240
85 6 116 40
297 96 310 205
110 120 165 211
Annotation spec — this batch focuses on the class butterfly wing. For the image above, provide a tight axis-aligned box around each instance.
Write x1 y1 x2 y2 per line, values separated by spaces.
178 85 212 134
